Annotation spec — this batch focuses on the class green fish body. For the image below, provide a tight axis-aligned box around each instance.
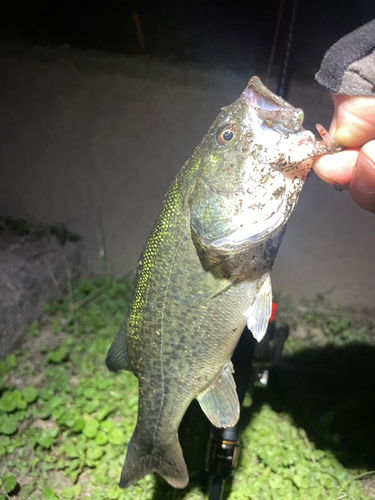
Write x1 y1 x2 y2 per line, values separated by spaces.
106 77 338 489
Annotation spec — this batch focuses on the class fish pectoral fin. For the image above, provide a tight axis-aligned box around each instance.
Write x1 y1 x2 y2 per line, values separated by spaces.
177 269 234 306
106 324 130 372
197 362 240 428
119 432 188 489
244 274 272 342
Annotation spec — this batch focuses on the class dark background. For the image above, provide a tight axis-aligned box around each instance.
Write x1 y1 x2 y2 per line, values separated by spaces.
0 0 374 84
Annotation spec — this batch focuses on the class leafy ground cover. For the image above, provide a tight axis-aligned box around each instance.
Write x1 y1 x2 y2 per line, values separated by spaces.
1 278 374 499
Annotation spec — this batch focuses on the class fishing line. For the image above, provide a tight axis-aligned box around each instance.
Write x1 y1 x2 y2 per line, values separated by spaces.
277 0 298 98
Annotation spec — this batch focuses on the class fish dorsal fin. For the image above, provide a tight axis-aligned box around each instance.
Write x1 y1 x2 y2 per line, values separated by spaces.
177 269 234 306
106 324 130 372
244 274 272 342
196 363 240 428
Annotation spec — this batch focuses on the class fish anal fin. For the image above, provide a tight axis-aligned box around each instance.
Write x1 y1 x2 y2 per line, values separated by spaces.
245 274 272 342
106 324 130 372
197 363 240 428
119 433 188 489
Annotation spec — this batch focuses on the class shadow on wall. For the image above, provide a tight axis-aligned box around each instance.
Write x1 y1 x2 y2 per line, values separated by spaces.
150 343 375 499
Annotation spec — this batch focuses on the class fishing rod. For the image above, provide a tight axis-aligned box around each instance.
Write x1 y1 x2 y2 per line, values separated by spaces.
277 0 298 99
205 307 289 500
205 1 297 497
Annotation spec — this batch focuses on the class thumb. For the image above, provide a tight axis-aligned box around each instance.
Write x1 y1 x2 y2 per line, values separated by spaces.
349 140 375 214
332 94 375 148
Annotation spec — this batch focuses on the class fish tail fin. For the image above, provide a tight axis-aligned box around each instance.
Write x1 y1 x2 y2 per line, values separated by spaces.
119 432 189 489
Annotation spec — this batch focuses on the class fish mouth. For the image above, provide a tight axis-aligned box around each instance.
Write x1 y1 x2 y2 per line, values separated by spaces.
244 76 292 111
244 77 306 136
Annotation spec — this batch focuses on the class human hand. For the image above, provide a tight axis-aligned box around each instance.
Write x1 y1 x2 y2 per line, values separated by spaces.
313 94 375 214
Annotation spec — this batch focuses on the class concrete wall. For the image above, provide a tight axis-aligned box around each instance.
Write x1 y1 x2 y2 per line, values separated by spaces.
1 44 374 307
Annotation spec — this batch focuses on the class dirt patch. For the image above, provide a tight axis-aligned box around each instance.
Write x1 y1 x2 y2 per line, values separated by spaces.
363 478 375 498
0 217 86 358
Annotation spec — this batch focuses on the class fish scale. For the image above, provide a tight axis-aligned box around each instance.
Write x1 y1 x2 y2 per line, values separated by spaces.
106 76 340 489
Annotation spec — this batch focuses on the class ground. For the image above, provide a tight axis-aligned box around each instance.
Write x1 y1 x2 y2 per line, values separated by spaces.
1 278 375 500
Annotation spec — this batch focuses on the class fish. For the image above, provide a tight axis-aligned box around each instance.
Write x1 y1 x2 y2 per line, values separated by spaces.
106 76 339 489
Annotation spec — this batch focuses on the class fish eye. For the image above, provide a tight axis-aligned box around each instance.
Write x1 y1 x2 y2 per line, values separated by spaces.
217 125 239 145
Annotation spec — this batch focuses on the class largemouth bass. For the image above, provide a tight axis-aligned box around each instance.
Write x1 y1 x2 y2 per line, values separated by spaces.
106 77 339 489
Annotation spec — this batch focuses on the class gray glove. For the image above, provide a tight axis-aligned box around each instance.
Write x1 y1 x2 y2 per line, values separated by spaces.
315 19 375 97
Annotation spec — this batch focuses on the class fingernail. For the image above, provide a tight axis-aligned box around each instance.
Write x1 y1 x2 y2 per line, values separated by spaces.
313 161 336 185
349 148 375 214
329 112 337 139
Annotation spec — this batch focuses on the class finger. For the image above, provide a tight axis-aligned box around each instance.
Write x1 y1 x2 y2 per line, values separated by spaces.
349 140 375 214
332 95 375 147
313 148 360 185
